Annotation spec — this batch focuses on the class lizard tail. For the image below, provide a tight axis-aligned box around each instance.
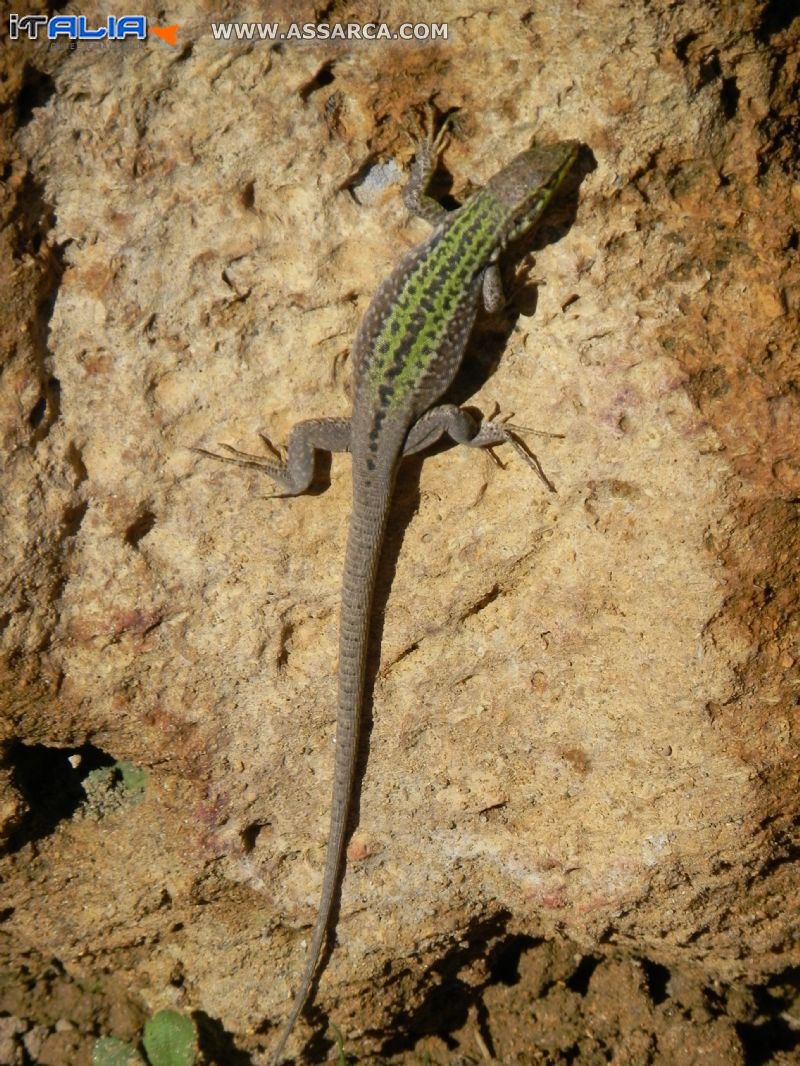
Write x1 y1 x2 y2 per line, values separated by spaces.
269 465 398 1064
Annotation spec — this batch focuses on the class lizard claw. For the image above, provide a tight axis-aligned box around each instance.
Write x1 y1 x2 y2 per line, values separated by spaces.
403 102 450 154
425 103 451 154
478 406 560 493
258 432 284 460
497 425 557 494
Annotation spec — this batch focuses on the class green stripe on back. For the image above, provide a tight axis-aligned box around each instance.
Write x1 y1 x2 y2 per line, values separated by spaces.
368 189 507 405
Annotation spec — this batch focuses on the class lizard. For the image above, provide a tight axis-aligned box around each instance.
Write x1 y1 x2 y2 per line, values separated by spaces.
198 112 579 1064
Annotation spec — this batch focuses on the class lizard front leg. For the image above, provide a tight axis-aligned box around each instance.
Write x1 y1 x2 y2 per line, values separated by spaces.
481 259 505 313
194 417 351 495
402 106 451 226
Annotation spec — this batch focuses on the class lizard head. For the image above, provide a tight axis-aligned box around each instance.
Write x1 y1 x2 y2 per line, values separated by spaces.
486 139 580 245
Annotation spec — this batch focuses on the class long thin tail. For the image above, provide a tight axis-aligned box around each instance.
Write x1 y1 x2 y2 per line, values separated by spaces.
269 467 397 1065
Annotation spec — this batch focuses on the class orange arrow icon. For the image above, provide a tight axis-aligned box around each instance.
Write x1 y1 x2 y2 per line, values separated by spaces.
150 24 178 46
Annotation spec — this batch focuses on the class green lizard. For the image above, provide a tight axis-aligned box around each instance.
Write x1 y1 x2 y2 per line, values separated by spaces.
199 114 578 1063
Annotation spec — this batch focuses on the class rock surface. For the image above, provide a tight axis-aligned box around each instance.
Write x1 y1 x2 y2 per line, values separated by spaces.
1 1 798 1062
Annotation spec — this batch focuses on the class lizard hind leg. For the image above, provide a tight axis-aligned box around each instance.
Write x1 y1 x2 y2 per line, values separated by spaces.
402 403 557 492
193 416 352 496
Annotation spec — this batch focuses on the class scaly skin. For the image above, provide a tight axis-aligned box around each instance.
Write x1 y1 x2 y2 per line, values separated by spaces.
198 120 578 1064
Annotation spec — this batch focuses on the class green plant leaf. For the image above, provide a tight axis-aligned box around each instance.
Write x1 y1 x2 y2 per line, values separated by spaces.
117 760 147 795
92 1036 146 1066
142 1010 197 1066
331 1022 347 1065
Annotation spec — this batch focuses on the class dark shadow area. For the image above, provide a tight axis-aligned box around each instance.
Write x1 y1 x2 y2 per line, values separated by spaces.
754 0 799 44
378 911 514 1057
16 63 55 127
61 499 89 542
738 967 800 1065
194 1010 254 1065
28 373 61 444
640 957 671 1005
300 60 336 102
486 931 542 985
124 508 156 548
565 953 601 994
7 169 64 444
3 741 116 852
438 144 591 416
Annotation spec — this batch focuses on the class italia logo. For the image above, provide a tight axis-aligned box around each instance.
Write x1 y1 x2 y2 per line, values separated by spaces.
8 15 178 46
